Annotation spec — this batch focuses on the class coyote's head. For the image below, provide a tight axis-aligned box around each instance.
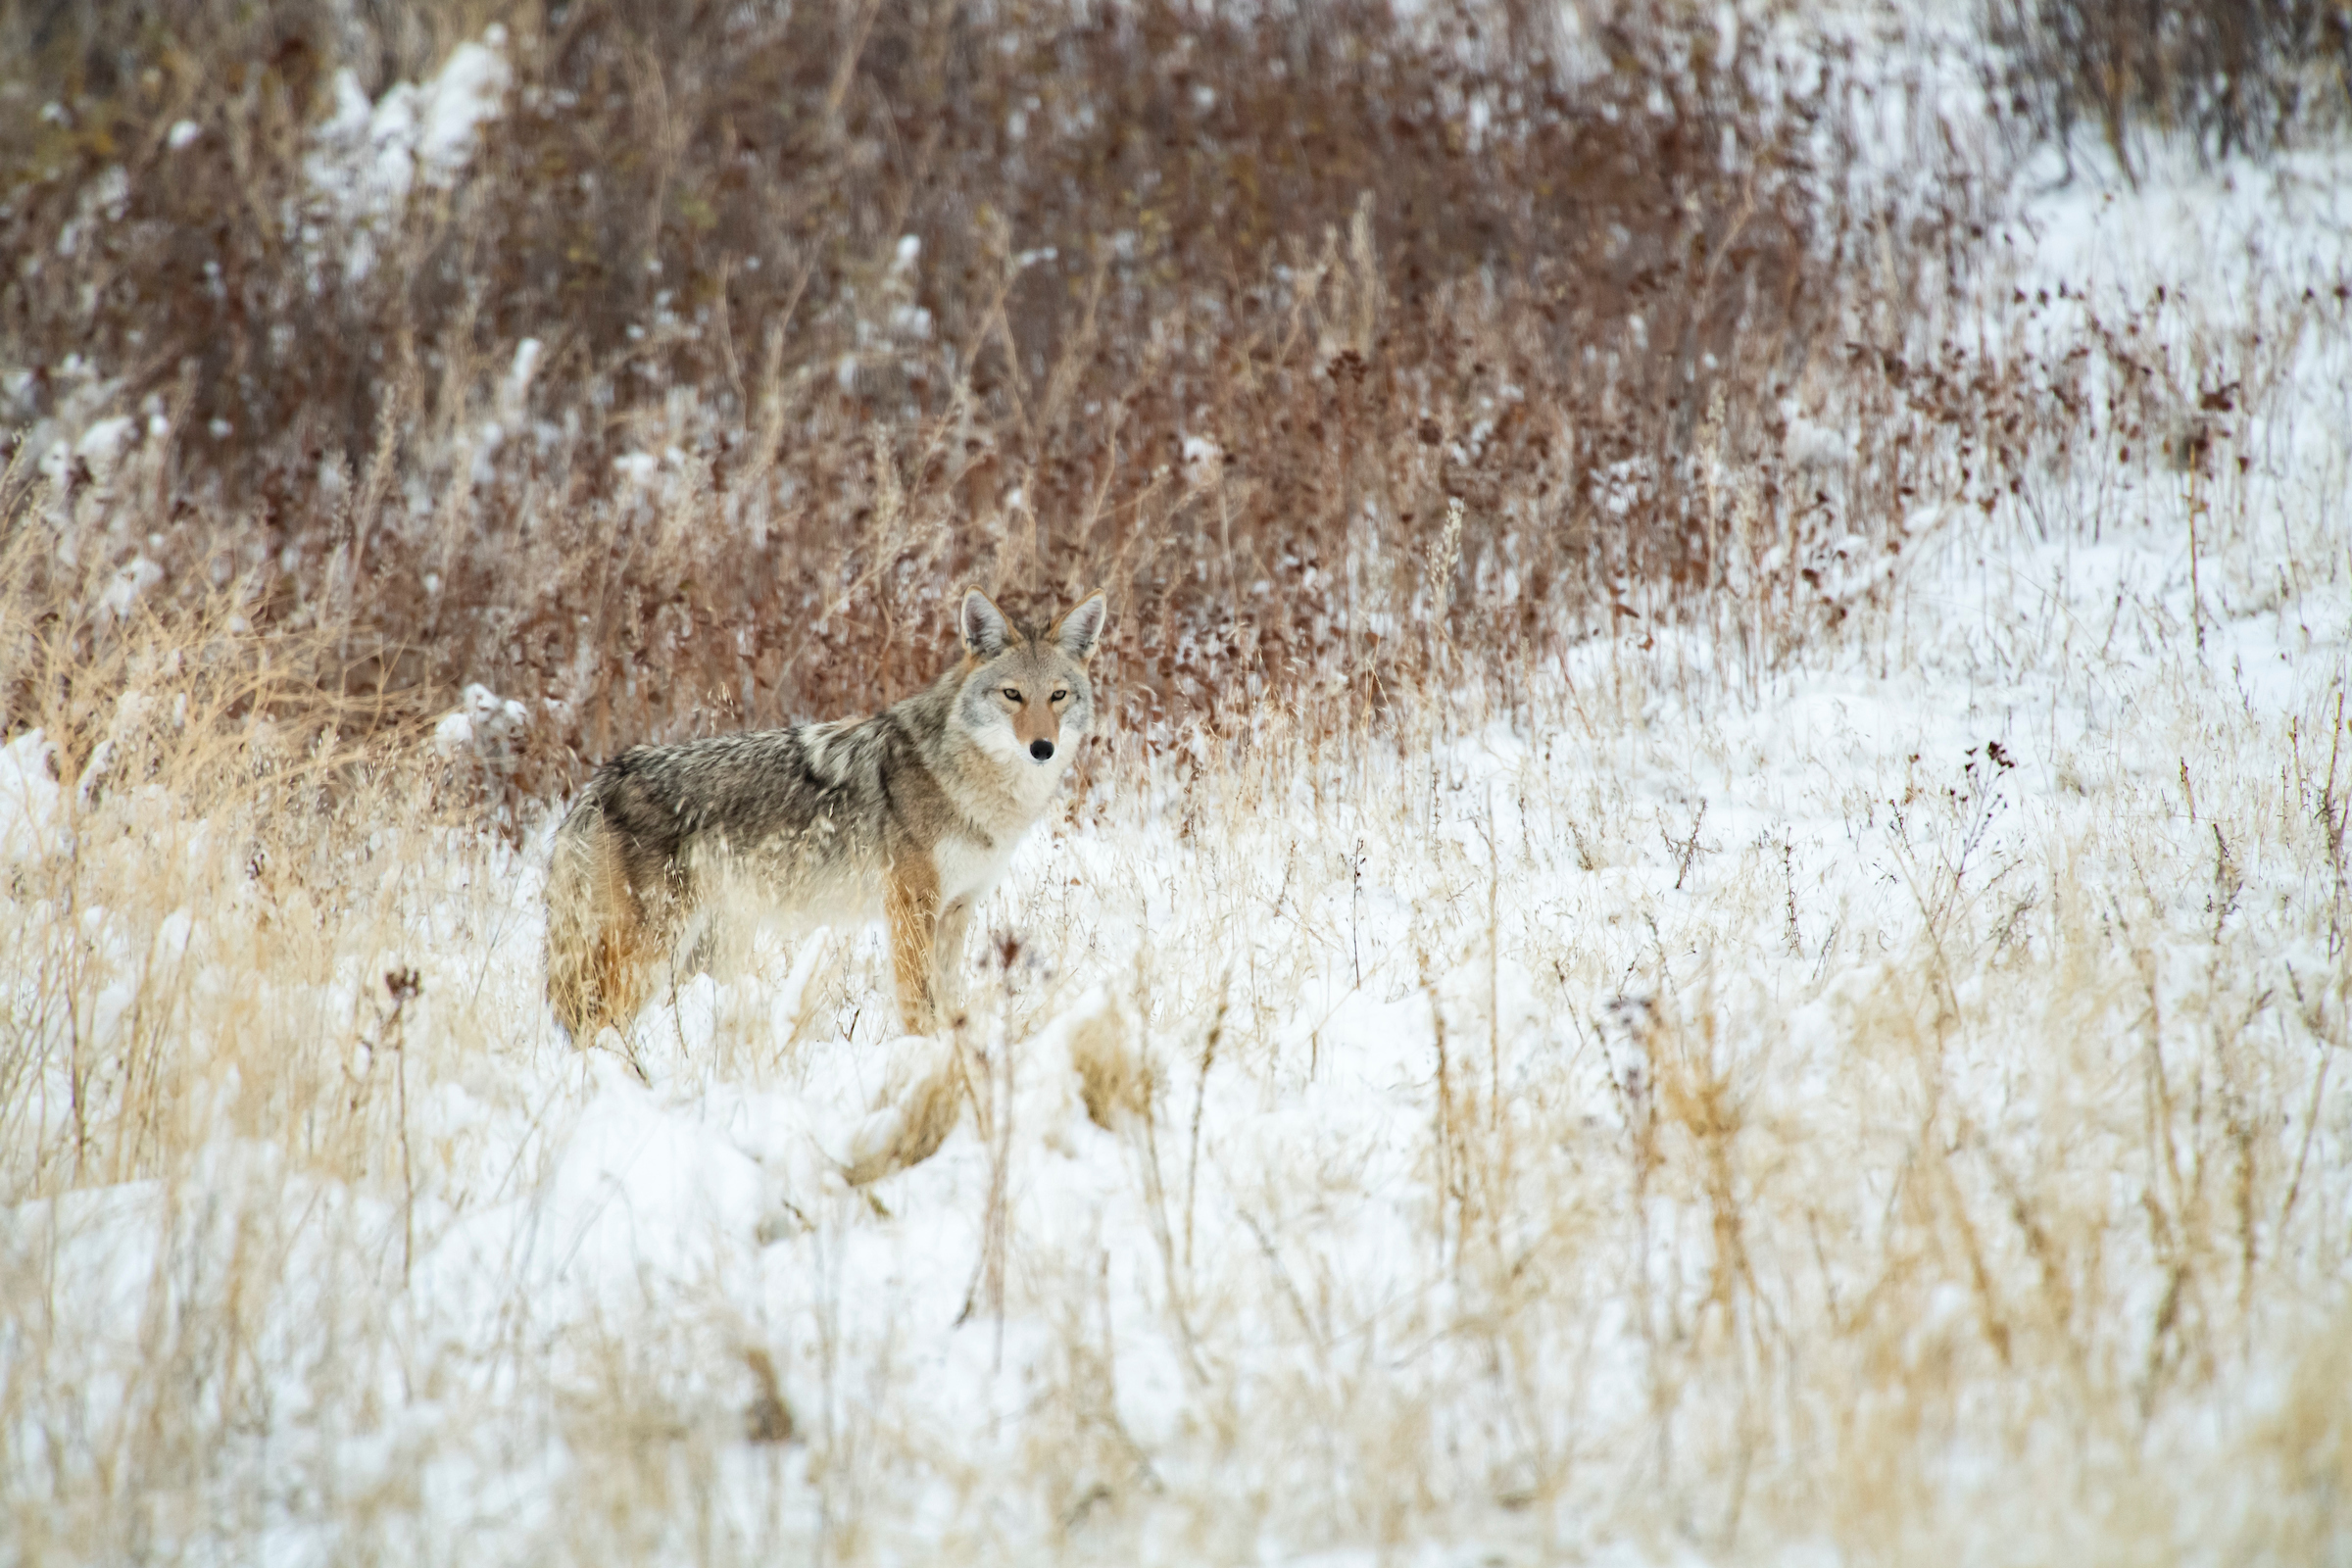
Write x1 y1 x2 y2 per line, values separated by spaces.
952 588 1108 770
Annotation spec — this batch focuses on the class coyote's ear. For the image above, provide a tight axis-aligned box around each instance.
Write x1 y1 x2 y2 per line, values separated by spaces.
960 588 1012 657
1052 591 1108 661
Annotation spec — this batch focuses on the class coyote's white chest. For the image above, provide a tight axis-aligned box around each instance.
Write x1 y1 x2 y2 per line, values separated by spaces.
933 826 1027 905
931 742 1067 905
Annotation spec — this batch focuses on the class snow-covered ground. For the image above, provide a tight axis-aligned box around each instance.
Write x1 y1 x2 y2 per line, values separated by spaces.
5 107 2350 1568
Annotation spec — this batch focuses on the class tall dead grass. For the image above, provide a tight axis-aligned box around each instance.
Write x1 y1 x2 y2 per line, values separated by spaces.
2 316 2347 1557
2 0 2027 784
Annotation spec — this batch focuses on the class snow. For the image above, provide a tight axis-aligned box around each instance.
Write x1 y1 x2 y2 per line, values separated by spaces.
500 337 543 419
1182 434 1224 489
415 32 513 175
0 730 62 864
434 682 533 774
73 414 136 478
305 29 512 275
431 710 475 754
8 40 2352 1568
95 554 163 625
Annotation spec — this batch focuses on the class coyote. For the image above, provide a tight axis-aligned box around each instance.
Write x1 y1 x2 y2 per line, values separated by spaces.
545 588 1107 1042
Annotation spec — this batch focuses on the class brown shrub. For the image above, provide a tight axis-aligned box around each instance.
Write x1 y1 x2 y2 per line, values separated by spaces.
2 0 2002 785
1984 0 2352 177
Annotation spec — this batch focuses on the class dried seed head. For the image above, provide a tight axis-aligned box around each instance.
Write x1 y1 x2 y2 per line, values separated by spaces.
870 425 904 547
1427 496 1466 620
1348 190 1380 354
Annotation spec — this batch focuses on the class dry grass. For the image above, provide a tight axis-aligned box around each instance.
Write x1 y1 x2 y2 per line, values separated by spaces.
6 337 2347 1557
3 0 2014 784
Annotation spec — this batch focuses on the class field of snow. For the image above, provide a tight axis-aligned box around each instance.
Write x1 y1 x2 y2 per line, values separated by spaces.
6 102 2351 1568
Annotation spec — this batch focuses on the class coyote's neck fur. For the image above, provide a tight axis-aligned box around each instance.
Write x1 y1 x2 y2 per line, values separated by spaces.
544 588 1108 1043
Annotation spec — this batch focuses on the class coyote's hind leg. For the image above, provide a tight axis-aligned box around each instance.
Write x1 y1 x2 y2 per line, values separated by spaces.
548 805 669 1043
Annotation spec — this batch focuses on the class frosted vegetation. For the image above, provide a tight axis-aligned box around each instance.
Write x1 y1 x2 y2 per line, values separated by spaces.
2 2 2349 1562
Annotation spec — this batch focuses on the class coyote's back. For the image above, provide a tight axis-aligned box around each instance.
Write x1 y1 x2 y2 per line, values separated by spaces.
545 588 1107 1042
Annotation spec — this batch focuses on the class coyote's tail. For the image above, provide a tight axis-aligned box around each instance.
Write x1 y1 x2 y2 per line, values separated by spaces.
544 797 658 1043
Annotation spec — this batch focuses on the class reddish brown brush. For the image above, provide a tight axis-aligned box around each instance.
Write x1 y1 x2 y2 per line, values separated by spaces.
3 0 2014 788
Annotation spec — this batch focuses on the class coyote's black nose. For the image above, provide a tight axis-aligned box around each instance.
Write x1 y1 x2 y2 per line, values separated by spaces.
1029 739 1054 761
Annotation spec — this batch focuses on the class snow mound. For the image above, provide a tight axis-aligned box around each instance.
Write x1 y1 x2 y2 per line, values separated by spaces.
433 681 532 774
0 730 62 864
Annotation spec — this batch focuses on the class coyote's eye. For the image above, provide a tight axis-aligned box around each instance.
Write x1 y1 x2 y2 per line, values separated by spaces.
1051 689 1068 704
1001 686 1022 703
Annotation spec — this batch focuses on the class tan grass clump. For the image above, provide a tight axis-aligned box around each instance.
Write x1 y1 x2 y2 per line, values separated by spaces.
1067 1003 1150 1132
842 1047 966 1188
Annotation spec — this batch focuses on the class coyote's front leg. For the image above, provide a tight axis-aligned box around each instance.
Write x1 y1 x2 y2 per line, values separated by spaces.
884 853 944 1034
932 896 974 1029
